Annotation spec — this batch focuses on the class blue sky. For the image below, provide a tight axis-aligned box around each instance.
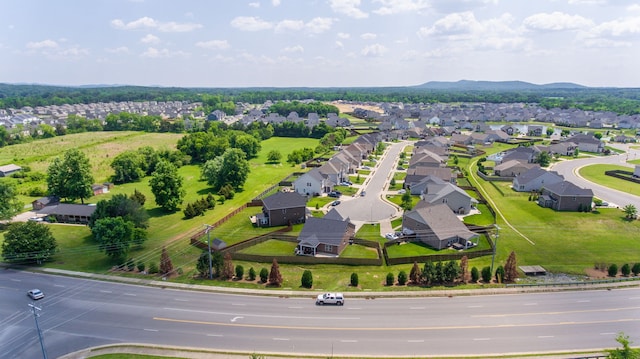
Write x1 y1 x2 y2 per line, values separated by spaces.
1 0 639 88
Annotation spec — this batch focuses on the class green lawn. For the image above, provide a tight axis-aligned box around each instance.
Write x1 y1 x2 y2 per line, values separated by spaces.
578 164 640 197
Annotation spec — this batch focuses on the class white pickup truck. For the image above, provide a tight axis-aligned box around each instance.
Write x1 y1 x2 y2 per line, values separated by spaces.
316 292 344 305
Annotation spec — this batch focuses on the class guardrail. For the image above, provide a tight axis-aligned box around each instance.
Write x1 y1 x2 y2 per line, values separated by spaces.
506 276 640 288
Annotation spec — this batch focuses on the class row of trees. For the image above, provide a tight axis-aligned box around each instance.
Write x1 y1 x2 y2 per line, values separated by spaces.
196 252 284 287
111 146 188 184
268 100 340 117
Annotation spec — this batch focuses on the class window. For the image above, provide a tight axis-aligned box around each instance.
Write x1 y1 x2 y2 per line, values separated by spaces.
325 245 334 252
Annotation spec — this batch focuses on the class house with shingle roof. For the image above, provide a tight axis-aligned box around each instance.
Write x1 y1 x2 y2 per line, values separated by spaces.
402 202 479 250
293 168 330 197
252 192 307 227
538 181 593 211
420 178 478 214
494 160 539 177
296 216 355 256
512 167 564 192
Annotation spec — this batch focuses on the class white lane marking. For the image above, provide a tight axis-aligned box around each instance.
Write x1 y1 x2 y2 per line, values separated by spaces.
100 290 112 293
174 298 188 302
144 328 158 332
10 279 21 282
577 300 590 303
124 293 136 296
538 336 554 338
408 340 425 343
207 334 223 337
164 307 359 320
232 303 246 306
467 305 483 308
341 340 358 343
410 307 425 310
273 338 290 341
601 332 616 335
348 307 362 310
230 316 244 322
54 284 65 287
288 306 303 309
524 303 538 306
474 338 491 341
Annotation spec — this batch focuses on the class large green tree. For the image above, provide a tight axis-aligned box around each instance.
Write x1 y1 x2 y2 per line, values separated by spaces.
92 217 134 259
2 221 57 264
0 181 23 220
88 193 149 229
201 148 250 190
149 160 185 212
47 148 94 203
111 150 145 184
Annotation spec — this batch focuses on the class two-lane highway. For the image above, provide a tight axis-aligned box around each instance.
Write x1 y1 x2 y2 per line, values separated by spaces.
1 270 638 358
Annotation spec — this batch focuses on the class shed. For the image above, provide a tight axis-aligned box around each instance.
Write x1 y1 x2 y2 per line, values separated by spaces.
519 265 547 276
0 164 22 177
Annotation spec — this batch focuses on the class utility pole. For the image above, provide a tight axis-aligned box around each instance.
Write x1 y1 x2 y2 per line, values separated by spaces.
490 224 501 275
204 224 214 279
29 303 47 359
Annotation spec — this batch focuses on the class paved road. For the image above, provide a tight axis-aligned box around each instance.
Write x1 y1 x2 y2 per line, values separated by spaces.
551 144 640 209
2 270 638 358
333 141 406 223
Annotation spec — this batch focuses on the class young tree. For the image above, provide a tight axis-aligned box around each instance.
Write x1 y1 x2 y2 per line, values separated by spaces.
196 251 210 278
433 261 444 284
259 268 269 283
2 221 57 264
460 256 470 284
386 272 395 286
130 189 146 206
471 267 480 283
623 204 637 220
248 267 257 281
620 263 631 277
0 181 23 221
632 263 640 276
409 261 422 285
481 266 492 283
443 260 460 283
150 160 185 212
159 247 173 276
92 217 134 260
301 270 313 288
268 258 283 286
422 261 435 285
350 272 359 287
266 150 282 163
535 151 551 167
47 148 94 203
546 127 555 137
397 270 408 285
606 332 640 359
495 265 505 284
504 251 518 282
400 191 413 210
235 265 245 280
608 263 619 277
222 252 234 280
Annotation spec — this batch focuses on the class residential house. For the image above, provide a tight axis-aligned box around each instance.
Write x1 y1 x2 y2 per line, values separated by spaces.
293 168 330 196
252 192 307 227
494 160 539 177
32 196 60 210
37 203 97 224
402 202 479 250
409 150 446 169
405 167 455 190
296 216 355 256
500 146 539 164
564 134 604 153
538 181 594 211
420 178 478 214
512 167 564 192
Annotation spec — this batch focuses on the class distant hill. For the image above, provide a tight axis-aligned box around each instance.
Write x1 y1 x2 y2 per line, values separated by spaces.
413 80 587 91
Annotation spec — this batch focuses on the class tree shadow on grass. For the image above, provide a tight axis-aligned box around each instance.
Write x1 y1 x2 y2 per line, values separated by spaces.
147 207 175 219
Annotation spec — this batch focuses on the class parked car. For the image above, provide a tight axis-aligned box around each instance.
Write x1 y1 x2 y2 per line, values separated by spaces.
316 292 344 305
360 191 366 196
328 191 342 198
27 289 44 300
385 232 398 240
28 217 43 222
331 200 341 206
398 189 406 194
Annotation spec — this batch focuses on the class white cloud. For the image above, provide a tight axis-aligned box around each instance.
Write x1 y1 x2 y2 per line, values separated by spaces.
523 12 593 31
361 32 377 40
361 43 387 57
568 0 606 4
335 40 344 49
418 11 479 38
591 17 640 37
628 4 640 12
58 47 89 57
306 17 334 34
275 19 305 33
373 0 430 15
249 2 260 8
105 46 130 54
111 16 202 32
272 0 281 6
329 0 368 19
283 45 304 53
141 47 189 58
195 40 230 50
26 39 58 49
230 16 274 31
140 34 160 44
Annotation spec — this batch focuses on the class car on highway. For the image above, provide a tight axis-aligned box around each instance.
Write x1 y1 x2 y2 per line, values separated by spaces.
27 289 44 300
316 292 344 305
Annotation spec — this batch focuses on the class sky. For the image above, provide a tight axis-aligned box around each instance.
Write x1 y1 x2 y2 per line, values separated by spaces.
1 0 639 88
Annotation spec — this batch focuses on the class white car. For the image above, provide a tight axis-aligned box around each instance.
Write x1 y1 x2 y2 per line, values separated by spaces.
27 289 44 300
385 233 399 240
316 292 344 305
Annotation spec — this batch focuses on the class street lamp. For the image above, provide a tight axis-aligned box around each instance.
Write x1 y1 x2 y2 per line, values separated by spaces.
204 224 214 279
490 224 501 275
29 303 47 359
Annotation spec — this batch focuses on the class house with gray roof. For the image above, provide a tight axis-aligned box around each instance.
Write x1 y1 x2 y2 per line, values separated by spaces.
402 202 479 250
494 160 539 177
0 164 22 177
538 181 593 211
296 216 355 256
251 192 307 227
293 168 330 197
563 134 604 153
37 203 97 224
512 167 564 192
420 179 478 214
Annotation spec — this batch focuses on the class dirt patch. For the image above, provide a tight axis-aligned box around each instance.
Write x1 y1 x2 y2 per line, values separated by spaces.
329 101 383 115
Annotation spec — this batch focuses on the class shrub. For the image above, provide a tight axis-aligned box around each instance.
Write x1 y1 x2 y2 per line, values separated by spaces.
608 263 618 277
259 268 269 283
397 271 407 285
470 267 479 283
620 263 631 277
386 272 394 286
248 267 256 281
235 265 244 280
481 266 492 283
148 262 159 274
137 261 145 272
126 258 135 271
350 272 359 287
632 263 640 276
301 270 313 288
495 266 505 284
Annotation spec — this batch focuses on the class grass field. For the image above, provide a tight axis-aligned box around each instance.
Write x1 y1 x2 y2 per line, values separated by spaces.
578 164 640 197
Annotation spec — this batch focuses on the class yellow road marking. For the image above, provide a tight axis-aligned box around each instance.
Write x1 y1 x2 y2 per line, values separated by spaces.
472 306 640 318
